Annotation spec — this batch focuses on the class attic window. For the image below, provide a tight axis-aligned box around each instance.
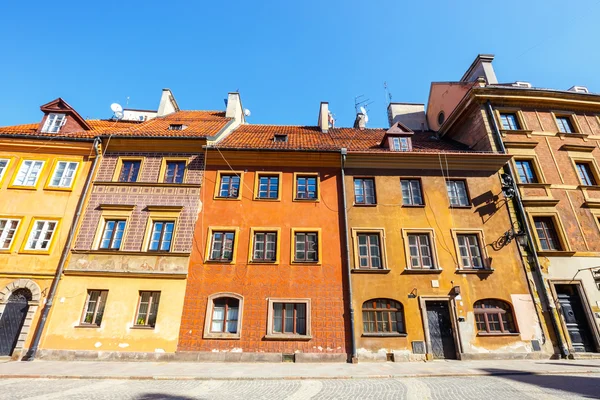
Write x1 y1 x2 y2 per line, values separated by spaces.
41 113 66 133
391 137 410 152
168 124 186 131
274 134 288 143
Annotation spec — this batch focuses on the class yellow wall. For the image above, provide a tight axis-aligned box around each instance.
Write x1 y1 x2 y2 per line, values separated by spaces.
42 275 186 353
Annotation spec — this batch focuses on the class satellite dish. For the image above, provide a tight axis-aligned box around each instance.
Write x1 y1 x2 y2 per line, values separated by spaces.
111 103 123 113
244 108 251 117
360 106 367 115
114 110 124 120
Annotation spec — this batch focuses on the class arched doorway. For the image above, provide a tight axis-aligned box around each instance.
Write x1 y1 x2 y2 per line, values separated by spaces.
0 288 32 356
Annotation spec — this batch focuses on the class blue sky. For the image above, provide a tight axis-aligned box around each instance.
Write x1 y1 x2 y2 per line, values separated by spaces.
1 0 599 128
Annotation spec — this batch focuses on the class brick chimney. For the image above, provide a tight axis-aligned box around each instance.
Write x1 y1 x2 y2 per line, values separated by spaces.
354 112 366 130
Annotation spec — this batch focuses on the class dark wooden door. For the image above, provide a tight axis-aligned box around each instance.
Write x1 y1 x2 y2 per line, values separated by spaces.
555 284 594 352
0 289 31 356
426 301 456 359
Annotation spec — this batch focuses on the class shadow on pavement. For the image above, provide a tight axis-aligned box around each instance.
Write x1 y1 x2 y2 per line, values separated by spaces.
535 362 600 369
483 368 600 399
136 394 199 400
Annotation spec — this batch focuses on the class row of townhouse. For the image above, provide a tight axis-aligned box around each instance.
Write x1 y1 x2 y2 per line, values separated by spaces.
0 55 599 362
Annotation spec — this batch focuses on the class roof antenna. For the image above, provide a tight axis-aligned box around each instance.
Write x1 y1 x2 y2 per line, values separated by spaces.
354 95 374 125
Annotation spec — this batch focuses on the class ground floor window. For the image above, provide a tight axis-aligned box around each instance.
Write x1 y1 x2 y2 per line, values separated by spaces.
362 299 405 334
474 299 517 334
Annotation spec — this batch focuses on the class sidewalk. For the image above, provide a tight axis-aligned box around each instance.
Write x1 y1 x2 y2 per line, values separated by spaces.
0 358 599 380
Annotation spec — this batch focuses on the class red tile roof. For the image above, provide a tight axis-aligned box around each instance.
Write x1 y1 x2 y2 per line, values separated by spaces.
215 124 472 153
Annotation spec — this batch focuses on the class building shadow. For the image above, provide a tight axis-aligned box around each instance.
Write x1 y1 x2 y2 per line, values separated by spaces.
535 362 600 368
482 368 600 399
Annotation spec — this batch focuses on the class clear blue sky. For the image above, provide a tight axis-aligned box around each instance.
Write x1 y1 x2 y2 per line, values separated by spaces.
1 0 599 129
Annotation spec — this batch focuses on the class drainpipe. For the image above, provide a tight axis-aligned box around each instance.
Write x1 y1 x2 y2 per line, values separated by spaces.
22 137 102 361
485 101 569 358
340 148 357 363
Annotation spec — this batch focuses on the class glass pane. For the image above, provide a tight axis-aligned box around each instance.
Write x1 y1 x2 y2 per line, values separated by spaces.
273 303 283 333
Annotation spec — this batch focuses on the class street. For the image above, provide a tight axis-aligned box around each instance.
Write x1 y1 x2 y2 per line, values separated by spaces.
0 374 598 400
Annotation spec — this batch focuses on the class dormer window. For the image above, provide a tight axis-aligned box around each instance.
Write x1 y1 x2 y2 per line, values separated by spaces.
391 137 410 152
41 113 66 133
168 124 186 131
274 134 288 143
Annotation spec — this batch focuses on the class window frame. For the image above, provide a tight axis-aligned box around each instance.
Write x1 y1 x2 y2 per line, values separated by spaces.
93 206 134 251
253 171 282 201
400 178 424 206
0 157 13 186
9 158 47 189
214 171 244 200
160 157 188 184
147 220 176 252
571 158 600 187
205 227 239 264
451 229 490 270
351 228 388 270
390 137 411 152
203 292 244 339
20 218 60 254
98 219 127 250
512 156 546 184
45 159 81 190
401 228 440 271
79 289 108 327
41 113 66 133
495 109 527 132
474 299 518 335
112 157 144 182
0 217 23 253
265 298 312 340
353 177 377 205
361 298 406 336
293 172 320 201
499 113 521 130
291 228 322 265
528 212 570 253
133 291 161 328
248 227 281 264
553 113 579 134
446 179 471 207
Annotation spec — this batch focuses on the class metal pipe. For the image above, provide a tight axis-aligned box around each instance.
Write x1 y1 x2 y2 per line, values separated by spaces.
485 100 569 357
340 148 357 363
22 137 102 361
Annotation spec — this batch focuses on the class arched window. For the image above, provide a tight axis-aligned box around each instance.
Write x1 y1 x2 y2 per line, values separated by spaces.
474 299 517 334
203 293 243 339
362 299 405 334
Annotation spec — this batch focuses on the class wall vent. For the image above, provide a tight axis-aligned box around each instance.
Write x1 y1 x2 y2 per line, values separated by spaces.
531 340 542 352
412 341 426 354
282 353 295 362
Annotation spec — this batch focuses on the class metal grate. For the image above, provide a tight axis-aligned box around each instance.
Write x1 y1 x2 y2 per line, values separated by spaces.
386 353 395 362
531 340 541 352
282 353 295 363
412 341 426 354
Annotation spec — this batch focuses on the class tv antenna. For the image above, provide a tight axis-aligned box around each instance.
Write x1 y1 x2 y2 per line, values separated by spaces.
355 95 374 124
111 103 124 120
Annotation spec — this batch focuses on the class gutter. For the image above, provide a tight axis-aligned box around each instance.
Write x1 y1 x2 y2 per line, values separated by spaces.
22 137 102 361
340 148 357 363
485 101 569 358
0 134 94 142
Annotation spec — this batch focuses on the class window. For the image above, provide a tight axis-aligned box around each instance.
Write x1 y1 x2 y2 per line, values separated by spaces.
474 300 516 334
576 162 597 186
134 291 160 327
48 161 78 188
81 290 108 326
446 180 469 206
210 297 240 333
168 124 185 131
257 175 279 199
457 234 484 269
437 111 445 125
556 116 575 133
118 160 141 182
164 161 185 183
407 233 434 269
24 220 57 251
273 134 288 143
500 113 520 130
401 179 423 206
294 231 318 262
272 302 307 335
362 299 405 334
209 231 235 261
357 233 382 269
41 113 66 133
533 217 562 251
354 178 376 205
0 159 10 182
515 160 538 184
148 221 174 251
99 220 126 250
218 174 241 198
295 175 317 200
252 231 277 262
0 219 20 250
391 137 410 152
13 160 45 187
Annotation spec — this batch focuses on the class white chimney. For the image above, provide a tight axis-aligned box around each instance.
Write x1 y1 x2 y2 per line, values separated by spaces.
318 102 329 133
387 103 428 130
225 92 245 122
354 112 366 130
157 88 180 117
461 54 498 85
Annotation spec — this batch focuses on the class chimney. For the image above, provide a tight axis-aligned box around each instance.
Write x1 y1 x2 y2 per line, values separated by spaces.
354 112 366 130
317 102 329 133
460 54 498 85
157 89 180 117
225 92 244 122
387 103 428 130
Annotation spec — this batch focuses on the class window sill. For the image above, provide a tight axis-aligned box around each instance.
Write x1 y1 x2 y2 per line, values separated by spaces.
500 129 533 136
351 268 390 274
456 268 494 274
44 186 74 192
71 250 191 257
205 259 235 264
402 268 442 274
264 334 312 341
293 198 319 202
214 196 242 201
578 185 600 190
249 260 279 265
291 261 321 266
130 325 155 330
353 203 377 207
19 249 51 255
449 205 472 209
253 198 281 202
203 333 241 340
7 185 38 190
557 132 588 139
75 324 101 329
362 333 407 338
536 251 576 257
477 332 520 337
516 183 551 188
402 204 425 208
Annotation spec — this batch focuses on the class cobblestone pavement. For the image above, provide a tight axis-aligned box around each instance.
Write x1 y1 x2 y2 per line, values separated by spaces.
0 374 598 400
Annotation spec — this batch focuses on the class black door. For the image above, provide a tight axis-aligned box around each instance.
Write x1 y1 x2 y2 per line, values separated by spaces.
426 301 456 359
555 284 594 352
0 289 32 356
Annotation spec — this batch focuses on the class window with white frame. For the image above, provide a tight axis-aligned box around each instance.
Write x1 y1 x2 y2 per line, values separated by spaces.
457 234 484 269
407 233 435 269
209 231 235 261
48 161 79 188
446 180 469 207
401 179 423 206
134 291 161 327
13 160 45 186
25 220 57 251
148 221 174 252
391 137 410 152
41 113 66 133
253 231 277 262
0 159 10 181
0 219 20 250
81 290 108 326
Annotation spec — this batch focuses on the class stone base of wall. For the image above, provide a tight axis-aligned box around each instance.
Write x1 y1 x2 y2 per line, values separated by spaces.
356 349 553 362
460 352 552 361
36 349 348 363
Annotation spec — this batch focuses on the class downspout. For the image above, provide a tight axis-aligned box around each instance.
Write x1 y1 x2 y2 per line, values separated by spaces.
23 137 102 361
340 148 357 363
485 100 569 358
